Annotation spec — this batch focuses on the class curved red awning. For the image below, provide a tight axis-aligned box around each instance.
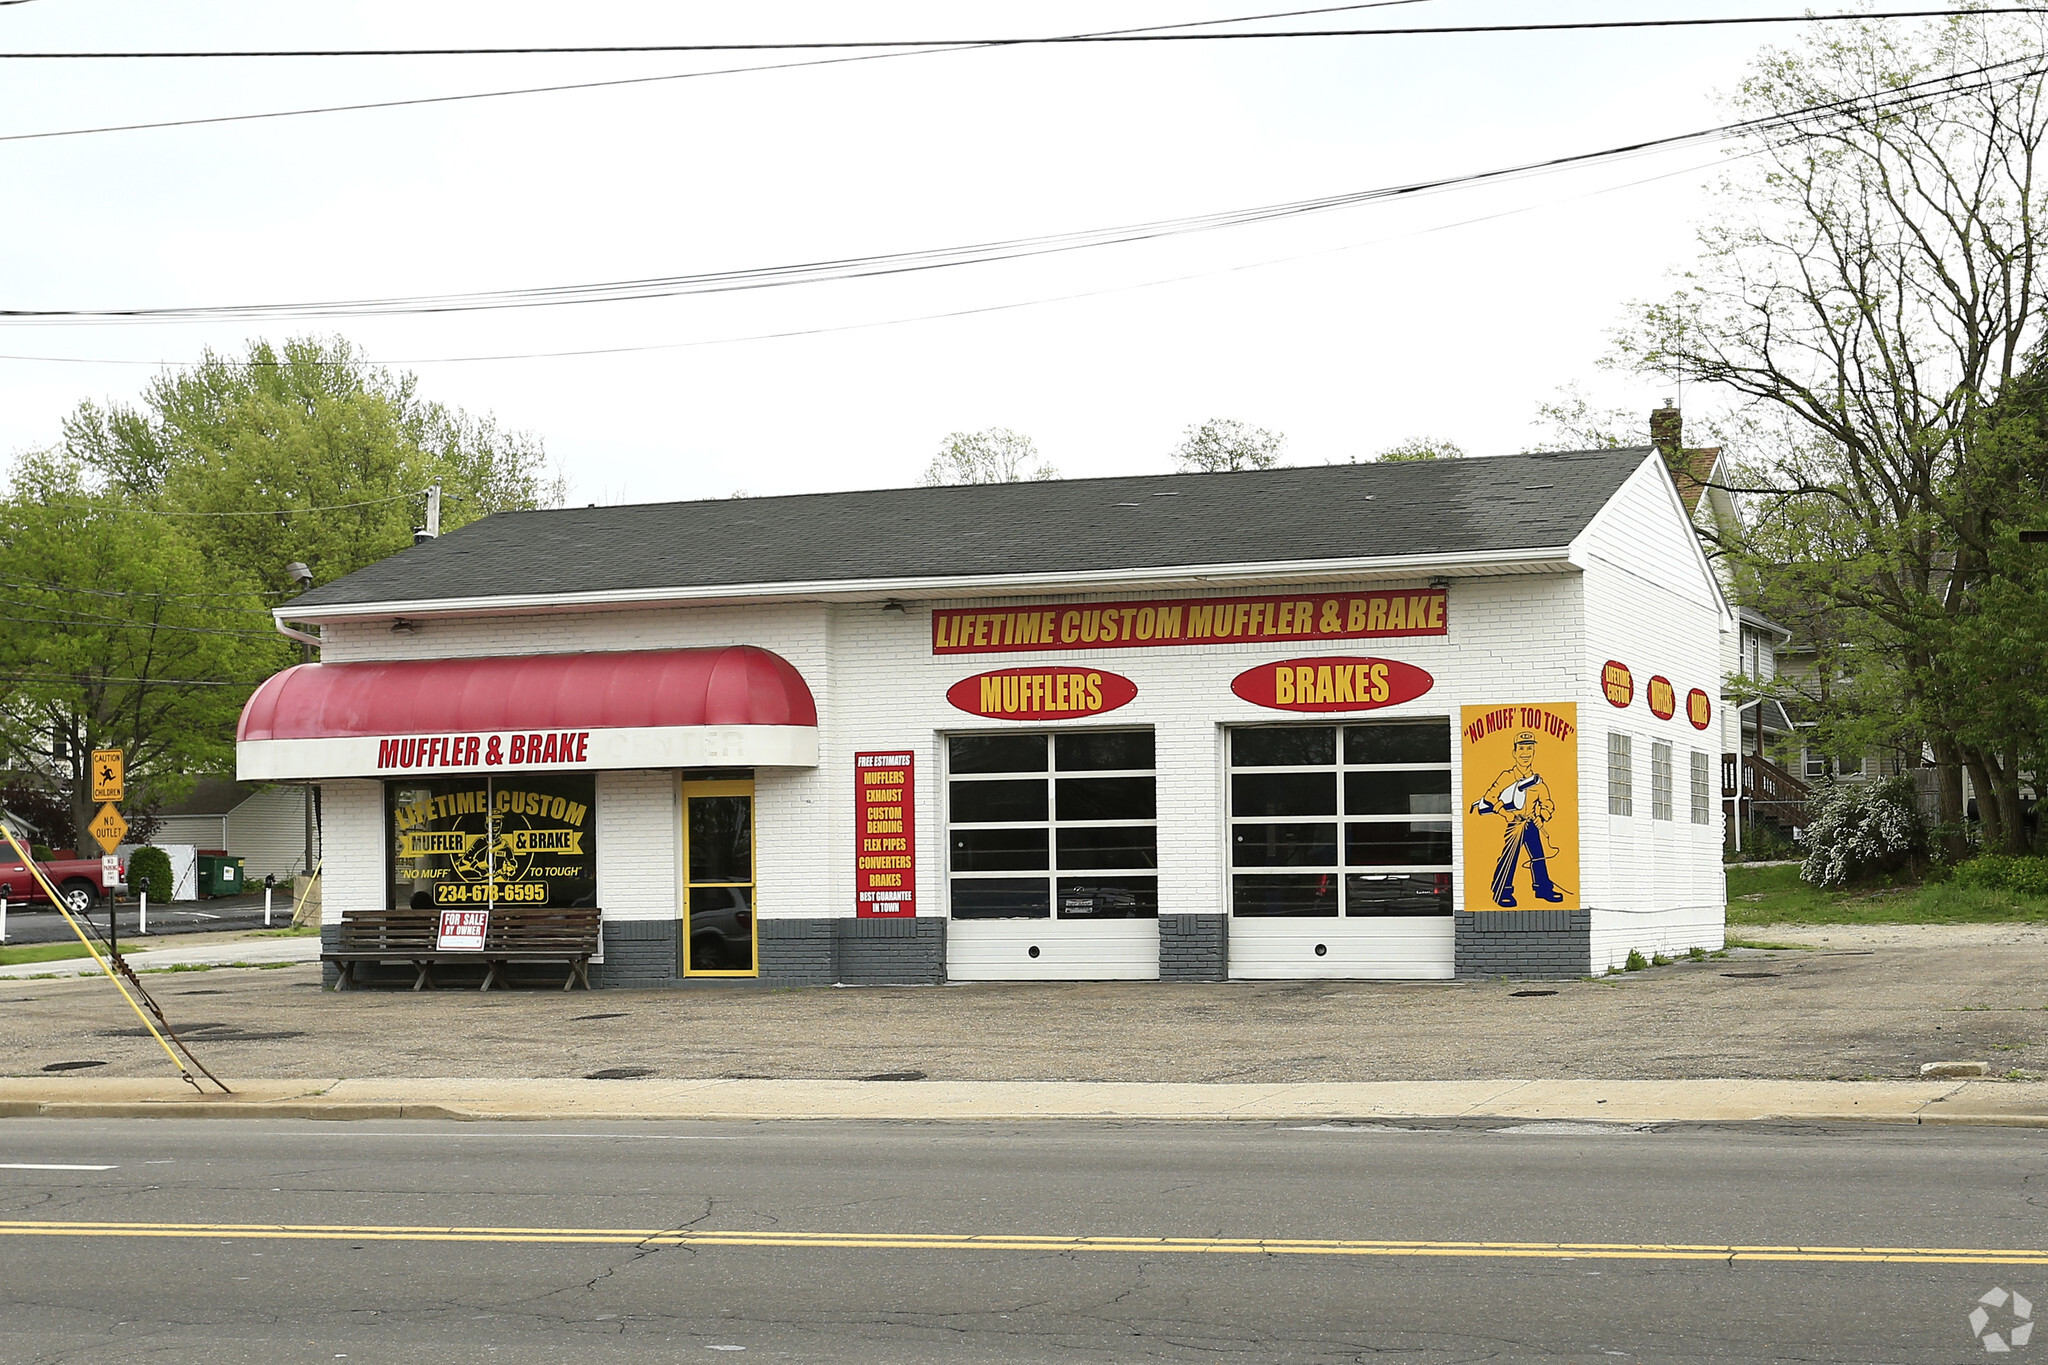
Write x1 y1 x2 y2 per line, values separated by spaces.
238 646 816 742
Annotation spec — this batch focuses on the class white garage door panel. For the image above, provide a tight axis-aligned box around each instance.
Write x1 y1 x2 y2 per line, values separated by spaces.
948 920 1161 981
1230 919 1454 980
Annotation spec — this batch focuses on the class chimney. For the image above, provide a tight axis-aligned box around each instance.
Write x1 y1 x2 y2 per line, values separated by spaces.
1650 399 1682 462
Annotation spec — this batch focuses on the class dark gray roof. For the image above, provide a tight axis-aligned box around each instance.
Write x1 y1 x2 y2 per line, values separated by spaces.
293 448 1650 610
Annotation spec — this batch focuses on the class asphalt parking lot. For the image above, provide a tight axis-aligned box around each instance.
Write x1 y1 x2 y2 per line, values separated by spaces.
3 923 2042 1084
0 892 298 945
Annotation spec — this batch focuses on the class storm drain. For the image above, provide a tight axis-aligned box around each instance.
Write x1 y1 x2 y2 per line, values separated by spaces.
584 1066 656 1080
571 1013 630 1022
860 1070 927 1082
1721 972 1781 979
41 1060 106 1073
1510 990 1558 998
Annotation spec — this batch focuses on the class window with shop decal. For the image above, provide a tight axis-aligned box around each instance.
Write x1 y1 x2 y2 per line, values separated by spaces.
386 774 597 910
1227 721 1453 919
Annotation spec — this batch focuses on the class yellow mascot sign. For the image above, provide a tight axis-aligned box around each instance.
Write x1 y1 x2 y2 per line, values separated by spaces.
1460 704 1579 912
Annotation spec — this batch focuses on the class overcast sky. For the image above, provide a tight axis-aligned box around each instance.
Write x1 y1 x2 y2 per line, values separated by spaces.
0 1 1832 503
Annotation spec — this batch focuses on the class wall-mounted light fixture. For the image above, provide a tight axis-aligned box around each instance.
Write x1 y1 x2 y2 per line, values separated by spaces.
390 618 418 635
1428 576 1451 590
880 599 909 614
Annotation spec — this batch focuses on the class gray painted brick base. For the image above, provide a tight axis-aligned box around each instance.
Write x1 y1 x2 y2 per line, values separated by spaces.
585 917 947 988
837 917 946 985
1159 913 1228 982
1453 908 1591 978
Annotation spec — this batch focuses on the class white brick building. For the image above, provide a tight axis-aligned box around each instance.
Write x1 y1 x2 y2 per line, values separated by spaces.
237 448 1728 986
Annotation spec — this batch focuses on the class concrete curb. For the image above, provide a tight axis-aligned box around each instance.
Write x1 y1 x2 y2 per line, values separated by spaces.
2 1077 2044 1127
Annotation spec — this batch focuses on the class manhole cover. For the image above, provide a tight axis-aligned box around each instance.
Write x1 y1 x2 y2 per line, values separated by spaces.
572 1012 630 1022
1510 990 1559 998
1721 972 1780 979
41 1060 106 1072
585 1066 656 1080
860 1070 928 1082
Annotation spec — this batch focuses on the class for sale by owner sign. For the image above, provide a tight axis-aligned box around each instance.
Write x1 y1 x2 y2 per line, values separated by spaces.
436 908 489 951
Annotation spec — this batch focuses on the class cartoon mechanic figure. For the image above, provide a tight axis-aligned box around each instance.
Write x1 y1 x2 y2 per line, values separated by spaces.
1468 730 1568 907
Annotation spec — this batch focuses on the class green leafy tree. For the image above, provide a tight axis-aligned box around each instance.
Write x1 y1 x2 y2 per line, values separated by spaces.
0 452 277 839
1371 437 1465 463
1171 419 1284 473
1615 12 2048 852
921 428 1055 485
1 335 562 830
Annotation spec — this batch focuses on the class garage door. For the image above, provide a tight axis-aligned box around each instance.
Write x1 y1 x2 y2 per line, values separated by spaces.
944 729 1160 981
1226 720 1455 979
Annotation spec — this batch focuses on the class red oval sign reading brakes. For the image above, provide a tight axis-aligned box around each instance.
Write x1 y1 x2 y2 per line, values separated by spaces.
947 666 1138 721
1230 657 1433 713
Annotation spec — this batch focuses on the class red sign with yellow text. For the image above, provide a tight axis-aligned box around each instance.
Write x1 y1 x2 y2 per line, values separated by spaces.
947 667 1137 722
932 589 1447 655
1686 688 1712 730
1231 657 1434 713
854 752 915 918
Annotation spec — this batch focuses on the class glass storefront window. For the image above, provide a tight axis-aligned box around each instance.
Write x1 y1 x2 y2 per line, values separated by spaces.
1229 721 1452 917
947 730 1157 920
386 774 597 910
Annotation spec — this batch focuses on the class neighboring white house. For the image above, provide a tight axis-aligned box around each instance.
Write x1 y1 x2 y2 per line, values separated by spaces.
150 778 319 881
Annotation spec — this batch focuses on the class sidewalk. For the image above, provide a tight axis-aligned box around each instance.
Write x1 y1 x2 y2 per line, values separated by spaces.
1 1076 2043 1126
0 931 320 980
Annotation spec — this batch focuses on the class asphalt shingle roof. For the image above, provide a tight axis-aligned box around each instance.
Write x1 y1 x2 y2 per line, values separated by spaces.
293 447 1650 610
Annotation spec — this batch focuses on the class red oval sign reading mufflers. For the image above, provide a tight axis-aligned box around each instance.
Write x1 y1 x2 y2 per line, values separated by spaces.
1647 675 1676 720
1230 657 1434 713
947 666 1138 721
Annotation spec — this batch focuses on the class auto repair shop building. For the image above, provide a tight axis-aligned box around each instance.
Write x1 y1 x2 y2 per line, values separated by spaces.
235 447 1729 986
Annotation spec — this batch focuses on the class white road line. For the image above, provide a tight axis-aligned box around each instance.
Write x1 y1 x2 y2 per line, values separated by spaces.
0 1163 117 1171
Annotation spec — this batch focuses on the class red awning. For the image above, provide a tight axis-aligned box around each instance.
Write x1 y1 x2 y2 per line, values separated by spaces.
238 646 816 742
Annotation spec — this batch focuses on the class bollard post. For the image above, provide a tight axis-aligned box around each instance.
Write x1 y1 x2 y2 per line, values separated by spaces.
264 886 273 928
139 888 147 935
1 896 7 944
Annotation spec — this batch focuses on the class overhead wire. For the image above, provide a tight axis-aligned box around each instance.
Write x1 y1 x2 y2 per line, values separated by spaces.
1 9 2043 58
0 1 1444 147
1 48 2034 327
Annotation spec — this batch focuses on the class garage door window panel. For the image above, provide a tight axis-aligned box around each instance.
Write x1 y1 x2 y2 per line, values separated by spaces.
1230 721 1452 919
947 731 1156 921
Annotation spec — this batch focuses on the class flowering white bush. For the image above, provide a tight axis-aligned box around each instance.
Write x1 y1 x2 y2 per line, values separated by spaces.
1800 775 1925 888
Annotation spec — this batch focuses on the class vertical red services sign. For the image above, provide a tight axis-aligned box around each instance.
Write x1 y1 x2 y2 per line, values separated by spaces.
855 752 916 918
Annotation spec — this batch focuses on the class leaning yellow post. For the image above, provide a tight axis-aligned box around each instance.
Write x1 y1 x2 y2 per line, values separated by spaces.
0 823 197 1090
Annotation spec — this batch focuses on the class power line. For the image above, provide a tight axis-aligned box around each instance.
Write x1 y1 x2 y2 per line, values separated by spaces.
95 490 428 515
0 2 1441 147
2 671 262 688
0 10 2037 58
0 153 1753 369
0 613 281 640
0 577 295 599
1 51 2030 327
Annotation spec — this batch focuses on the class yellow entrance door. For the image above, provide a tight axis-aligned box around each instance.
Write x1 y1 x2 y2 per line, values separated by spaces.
682 780 757 976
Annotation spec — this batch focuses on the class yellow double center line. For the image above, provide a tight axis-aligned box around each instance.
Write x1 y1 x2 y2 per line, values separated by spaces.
1 1220 2043 1265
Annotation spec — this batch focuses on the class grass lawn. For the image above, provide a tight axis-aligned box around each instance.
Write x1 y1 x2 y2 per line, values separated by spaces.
1727 863 2048 925
0 941 92 967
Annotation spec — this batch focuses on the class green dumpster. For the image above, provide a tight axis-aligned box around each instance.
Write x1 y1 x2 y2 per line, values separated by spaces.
195 854 246 899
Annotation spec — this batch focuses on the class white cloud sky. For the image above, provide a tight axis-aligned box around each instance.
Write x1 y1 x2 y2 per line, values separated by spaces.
0 1 1829 502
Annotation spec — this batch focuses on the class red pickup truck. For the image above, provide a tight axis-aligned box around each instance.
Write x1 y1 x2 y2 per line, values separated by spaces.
0 851 123 915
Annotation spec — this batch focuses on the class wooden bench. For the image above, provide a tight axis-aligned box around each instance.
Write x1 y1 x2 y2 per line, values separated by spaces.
327 906 602 991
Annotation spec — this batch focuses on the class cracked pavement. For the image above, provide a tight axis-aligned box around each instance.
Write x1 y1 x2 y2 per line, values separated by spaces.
1 1116 2045 1363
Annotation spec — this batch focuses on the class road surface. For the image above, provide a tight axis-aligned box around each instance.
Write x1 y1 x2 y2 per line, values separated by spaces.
1 1117 2043 1362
